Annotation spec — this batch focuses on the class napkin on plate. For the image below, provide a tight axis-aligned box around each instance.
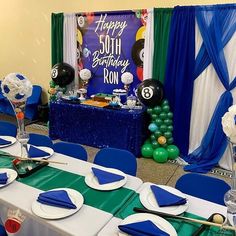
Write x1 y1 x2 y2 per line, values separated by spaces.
92 167 125 185
0 172 8 185
29 145 50 158
37 190 77 209
150 185 187 207
118 220 170 236
0 137 11 146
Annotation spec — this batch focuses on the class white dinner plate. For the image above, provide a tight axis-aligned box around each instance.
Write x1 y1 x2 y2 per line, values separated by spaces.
0 136 17 148
32 188 84 219
85 167 127 191
27 144 54 159
118 213 177 236
0 168 18 188
140 183 188 215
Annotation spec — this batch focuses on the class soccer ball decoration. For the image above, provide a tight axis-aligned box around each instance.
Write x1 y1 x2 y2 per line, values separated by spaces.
1 73 32 103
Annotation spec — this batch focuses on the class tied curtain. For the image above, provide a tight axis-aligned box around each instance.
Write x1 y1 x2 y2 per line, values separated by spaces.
185 4 236 172
51 13 64 66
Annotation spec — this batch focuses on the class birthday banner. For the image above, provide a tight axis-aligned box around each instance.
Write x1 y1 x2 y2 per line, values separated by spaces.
76 10 147 96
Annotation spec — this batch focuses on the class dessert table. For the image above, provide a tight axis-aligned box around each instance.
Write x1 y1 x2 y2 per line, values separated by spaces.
0 141 143 236
49 101 148 156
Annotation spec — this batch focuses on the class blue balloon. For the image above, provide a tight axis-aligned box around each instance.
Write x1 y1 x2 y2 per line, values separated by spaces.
148 123 158 132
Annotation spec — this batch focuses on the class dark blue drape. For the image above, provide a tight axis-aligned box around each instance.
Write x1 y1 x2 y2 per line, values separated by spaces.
164 6 195 156
184 4 236 173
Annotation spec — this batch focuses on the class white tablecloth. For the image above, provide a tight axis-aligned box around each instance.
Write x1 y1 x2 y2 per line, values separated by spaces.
98 182 227 235
0 142 143 236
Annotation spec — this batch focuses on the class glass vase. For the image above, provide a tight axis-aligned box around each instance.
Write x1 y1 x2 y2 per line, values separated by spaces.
10 101 29 158
224 141 236 228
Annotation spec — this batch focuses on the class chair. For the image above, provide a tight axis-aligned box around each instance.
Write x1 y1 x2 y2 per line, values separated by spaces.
0 85 42 121
0 121 17 137
28 133 53 148
53 142 87 161
0 225 7 236
93 147 137 176
175 173 230 206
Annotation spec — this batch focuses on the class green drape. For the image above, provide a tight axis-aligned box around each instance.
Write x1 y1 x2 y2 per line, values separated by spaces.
152 8 173 83
51 13 64 66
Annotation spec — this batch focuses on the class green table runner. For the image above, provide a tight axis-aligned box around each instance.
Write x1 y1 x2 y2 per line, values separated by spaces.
115 191 234 235
0 155 135 215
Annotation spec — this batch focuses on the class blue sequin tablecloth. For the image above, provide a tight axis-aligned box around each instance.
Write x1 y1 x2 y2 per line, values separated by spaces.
49 101 148 156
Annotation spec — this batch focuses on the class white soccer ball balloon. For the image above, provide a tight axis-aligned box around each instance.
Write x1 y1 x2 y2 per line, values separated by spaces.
1 73 33 102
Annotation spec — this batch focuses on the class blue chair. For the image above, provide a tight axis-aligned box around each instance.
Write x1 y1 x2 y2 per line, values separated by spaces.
0 85 42 120
0 225 7 236
53 142 87 161
175 173 230 206
0 121 17 137
93 148 137 176
28 133 53 148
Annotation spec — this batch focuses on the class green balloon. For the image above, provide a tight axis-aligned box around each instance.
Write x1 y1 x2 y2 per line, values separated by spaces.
167 125 173 132
163 119 172 125
159 112 167 120
164 131 172 138
141 143 154 158
151 114 158 120
154 130 162 138
151 140 160 149
153 148 168 163
167 112 173 119
47 121 50 127
147 108 153 114
162 105 170 113
167 145 180 160
150 134 156 141
167 137 174 144
160 143 168 148
161 99 169 106
144 139 151 144
153 106 162 115
155 119 163 126
49 80 56 88
50 95 57 101
160 124 167 132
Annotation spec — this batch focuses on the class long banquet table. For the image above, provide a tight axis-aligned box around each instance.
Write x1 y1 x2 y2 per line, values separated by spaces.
0 141 234 236
0 141 143 236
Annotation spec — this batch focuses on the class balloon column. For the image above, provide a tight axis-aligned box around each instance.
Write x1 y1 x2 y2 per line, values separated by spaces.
48 62 75 101
137 79 179 163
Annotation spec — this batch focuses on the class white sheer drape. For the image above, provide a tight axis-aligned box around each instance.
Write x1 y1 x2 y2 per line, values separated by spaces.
143 8 154 80
63 13 78 92
189 21 236 170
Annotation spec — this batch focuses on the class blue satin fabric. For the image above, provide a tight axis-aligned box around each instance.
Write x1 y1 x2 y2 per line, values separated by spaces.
49 101 148 156
184 4 236 173
164 6 196 156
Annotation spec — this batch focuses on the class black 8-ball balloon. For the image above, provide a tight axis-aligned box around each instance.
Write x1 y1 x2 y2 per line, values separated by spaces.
51 62 75 87
137 79 164 107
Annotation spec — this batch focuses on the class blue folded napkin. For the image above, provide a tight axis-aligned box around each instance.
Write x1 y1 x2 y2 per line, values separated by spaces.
0 173 8 185
92 167 125 185
29 145 50 158
118 220 170 236
0 137 11 146
37 190 77 209
151 185 187 207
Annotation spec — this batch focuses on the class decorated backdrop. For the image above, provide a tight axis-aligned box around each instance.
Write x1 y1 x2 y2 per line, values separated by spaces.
76 10 146 96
